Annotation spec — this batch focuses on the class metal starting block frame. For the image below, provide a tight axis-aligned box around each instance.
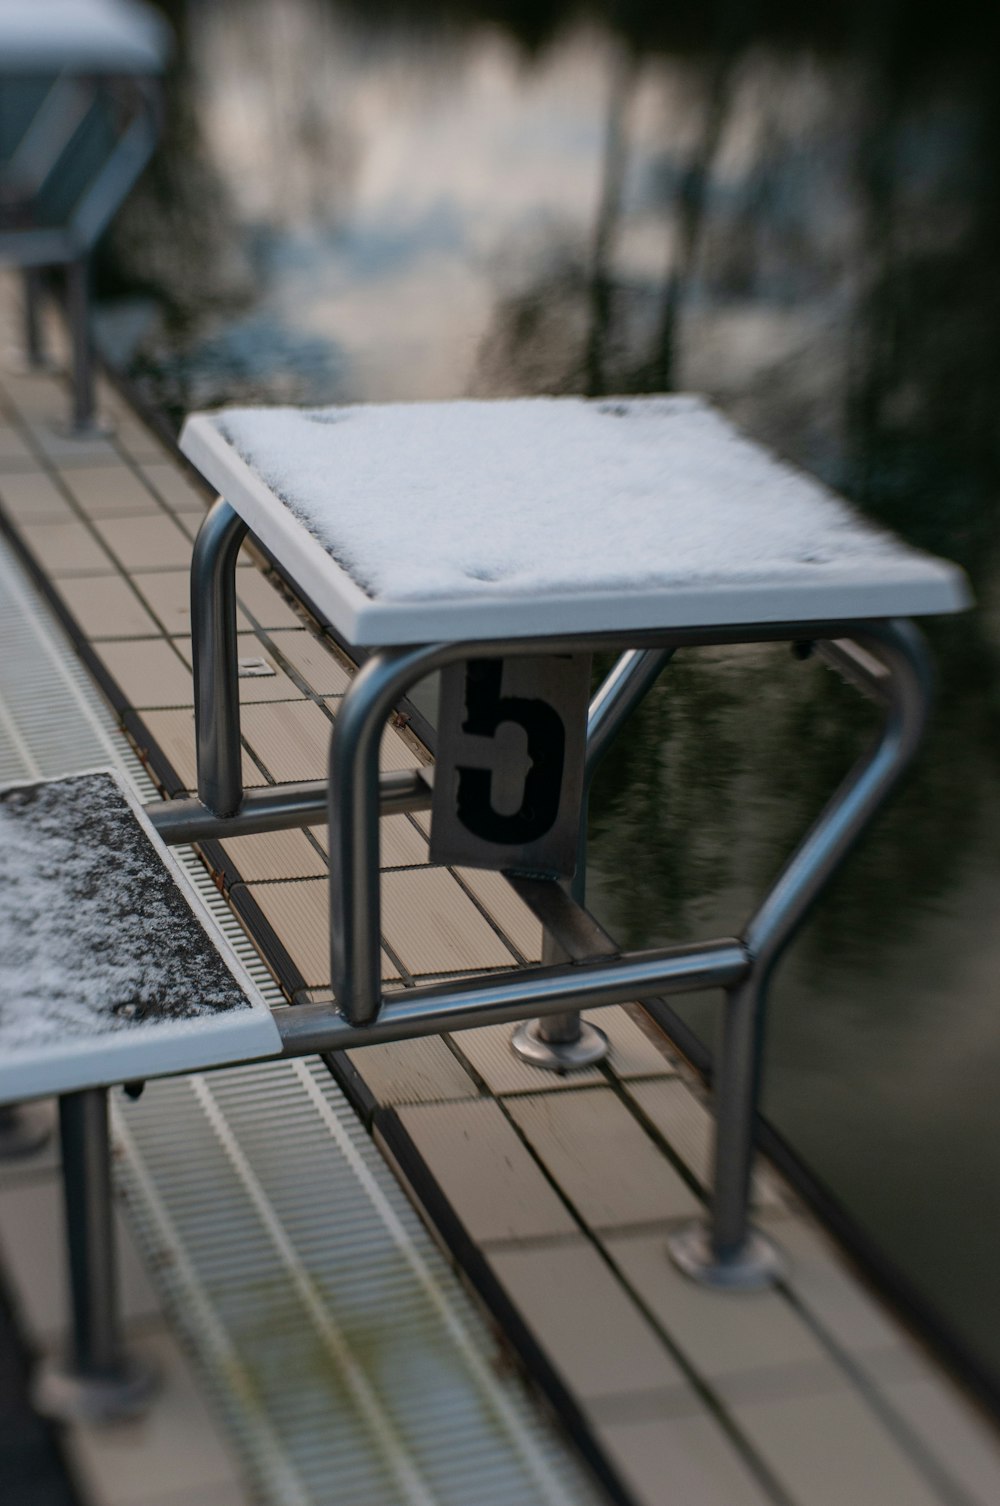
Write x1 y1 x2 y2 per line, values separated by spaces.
146 491 939 1291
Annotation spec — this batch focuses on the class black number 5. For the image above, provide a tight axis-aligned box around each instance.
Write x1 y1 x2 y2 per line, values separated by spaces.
456 659 565 845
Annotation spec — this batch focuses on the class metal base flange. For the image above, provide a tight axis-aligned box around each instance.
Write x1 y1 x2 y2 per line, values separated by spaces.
35 1353 158 1424
4 348 59 377
0 1102 54 1159
667 1220 785 1291
510 1019 609 1072
49 415 116 442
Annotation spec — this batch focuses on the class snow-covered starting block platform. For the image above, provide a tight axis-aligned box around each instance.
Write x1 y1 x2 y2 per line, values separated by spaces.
180 395 970 647
0 770 280 1103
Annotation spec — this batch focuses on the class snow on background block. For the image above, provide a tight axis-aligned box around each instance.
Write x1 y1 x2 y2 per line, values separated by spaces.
0 0 170 74
0 771 280 1101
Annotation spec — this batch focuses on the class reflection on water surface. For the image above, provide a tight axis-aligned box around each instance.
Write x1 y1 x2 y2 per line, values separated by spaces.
100 0 1000 1395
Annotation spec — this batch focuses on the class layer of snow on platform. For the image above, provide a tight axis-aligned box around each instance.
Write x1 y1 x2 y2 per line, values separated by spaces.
0 0 169 74
214 396 949 603
0 773 248 1050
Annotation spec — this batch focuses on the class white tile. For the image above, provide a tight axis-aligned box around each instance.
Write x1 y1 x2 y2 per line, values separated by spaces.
628 1078 782 1206
605 1229 827 1380
455 1023 604 1095
758 1209 905 1353
0 1177 159 1344
19 519 112 575
379 815 430 868
234 570 303 629
60 464 160 517
131 1481 254 1506
5 371 66 420
174 635 303 703
734 1386 944 1506
267 628 353 696
172 510 212 540
382 867 517 975
138 462 208 515
454 868 543 961
139 709 266 792
66 1325 245 1506
57 575 161 639
113 417 171 466
881 1374 1000 1506
0 424 36 469
245 877 399 987
596 1412 772 1506
346 1037 480 1104
92 515 193 571
0 470 74 521
239 700 334 782
488 1237 688 1399
219 827 328 882
507 1089 701 1228
132 1484 252 1506
29 422 118 467
99 639 194 708
313 812 428 869
588 1005 679 1079
395 1099 577 1242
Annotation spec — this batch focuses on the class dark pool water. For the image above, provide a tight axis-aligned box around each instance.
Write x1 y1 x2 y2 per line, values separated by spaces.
98 0 1000 1394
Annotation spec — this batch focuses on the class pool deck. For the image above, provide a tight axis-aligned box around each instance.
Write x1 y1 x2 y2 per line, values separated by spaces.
0 271 998 1506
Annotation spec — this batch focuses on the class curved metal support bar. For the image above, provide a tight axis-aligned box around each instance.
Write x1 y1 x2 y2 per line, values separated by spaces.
675 617 934 1285
281 937 749 1055
744 618 933 976
328 642 457 1024
192 499 249 817
69 79 164 252
585 647 675 785
326 639 672 1027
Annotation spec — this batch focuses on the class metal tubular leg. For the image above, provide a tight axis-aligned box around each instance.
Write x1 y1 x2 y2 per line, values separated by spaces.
669 619 934 1289
511 918 612 1070
329 643 452 1023
35 1091 155 1421
513 647 675 1071
23 269 46 369
192 499 249 817
61 1092 120 1378
67 257 95 433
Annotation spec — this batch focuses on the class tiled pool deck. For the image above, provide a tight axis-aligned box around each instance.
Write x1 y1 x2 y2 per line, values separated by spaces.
0 273 998 1506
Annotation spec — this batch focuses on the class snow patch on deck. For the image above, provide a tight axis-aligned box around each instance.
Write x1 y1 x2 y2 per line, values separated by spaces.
0 771 249 1050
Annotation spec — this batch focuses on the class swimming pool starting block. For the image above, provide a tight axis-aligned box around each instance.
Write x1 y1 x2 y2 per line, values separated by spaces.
170 393 970 1291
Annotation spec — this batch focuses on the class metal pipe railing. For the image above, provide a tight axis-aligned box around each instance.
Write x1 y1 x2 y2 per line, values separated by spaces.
178 496 939 1292
275 936 748 1055
669 618 934 1287
148 768 432 845
191 498 248 818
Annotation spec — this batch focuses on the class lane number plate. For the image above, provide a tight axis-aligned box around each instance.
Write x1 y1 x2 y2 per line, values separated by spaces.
429 654 591 878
